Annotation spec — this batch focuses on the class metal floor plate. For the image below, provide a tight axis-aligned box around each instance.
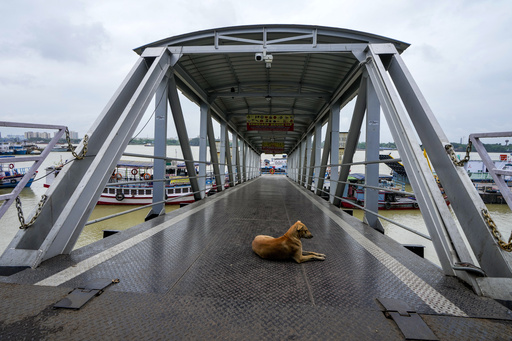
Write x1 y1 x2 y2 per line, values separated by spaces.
2 176 512 339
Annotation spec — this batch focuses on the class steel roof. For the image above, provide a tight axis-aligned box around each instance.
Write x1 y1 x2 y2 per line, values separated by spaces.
135 25 410 154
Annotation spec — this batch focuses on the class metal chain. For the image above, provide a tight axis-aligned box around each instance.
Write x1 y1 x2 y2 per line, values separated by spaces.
15 195 48 229
66 128 88 160
445 140 472 167
482 208 512 252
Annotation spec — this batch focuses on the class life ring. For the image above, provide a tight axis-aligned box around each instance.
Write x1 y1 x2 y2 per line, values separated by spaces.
144 173 152 180
385 202 391 210
115 193 125 201
115 173 123 180
9 163 14 169
131 169 138 175
270 168 275 175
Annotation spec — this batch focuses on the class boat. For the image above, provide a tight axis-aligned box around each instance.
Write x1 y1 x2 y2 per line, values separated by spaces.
379 154 408 183
261 156 287 174
0 143 13 155
44 160 214 205
339 173 420 210
0 160 36 189
1 142 29 155
51 144 72 152
464 155 512 184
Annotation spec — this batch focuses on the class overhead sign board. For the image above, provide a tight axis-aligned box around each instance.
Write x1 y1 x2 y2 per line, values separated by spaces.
262 141 285 154
247 115 294 131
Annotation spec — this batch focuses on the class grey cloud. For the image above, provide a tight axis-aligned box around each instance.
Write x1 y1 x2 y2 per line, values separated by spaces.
22 18 109 63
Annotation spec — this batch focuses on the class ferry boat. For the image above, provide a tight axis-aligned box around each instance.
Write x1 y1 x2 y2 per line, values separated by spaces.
44 160 213 205
0 160 36 189
339 173 420 210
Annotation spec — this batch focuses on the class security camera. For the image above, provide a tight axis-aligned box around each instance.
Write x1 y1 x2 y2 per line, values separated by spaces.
255 53 264 62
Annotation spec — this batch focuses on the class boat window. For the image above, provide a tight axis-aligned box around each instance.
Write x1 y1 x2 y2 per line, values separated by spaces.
146 190 151 195
138 190 145 195
182 187 188 193
175 188 182 194
131 190 137 196
168 189 174 194
109 188 115 194
103 188 108 193
124 189 130 195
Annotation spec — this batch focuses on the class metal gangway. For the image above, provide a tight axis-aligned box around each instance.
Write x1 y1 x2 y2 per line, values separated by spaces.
1 25 511 300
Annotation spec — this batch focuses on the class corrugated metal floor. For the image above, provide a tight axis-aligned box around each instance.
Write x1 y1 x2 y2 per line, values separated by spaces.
1 175 512 340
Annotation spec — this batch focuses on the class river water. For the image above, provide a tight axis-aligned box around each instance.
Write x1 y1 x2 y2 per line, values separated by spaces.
1 146 511 267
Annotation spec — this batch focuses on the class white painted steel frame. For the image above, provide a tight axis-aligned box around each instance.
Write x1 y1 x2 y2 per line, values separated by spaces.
2 24 509 300
0 122 67 219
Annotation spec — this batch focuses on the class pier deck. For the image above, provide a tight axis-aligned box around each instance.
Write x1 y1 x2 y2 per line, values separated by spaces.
1 176 512 340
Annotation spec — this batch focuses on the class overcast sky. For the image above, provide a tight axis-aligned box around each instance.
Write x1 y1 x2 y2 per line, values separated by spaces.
1 0 511 144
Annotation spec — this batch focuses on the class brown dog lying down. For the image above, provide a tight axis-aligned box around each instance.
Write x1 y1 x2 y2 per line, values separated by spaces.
252 221 326 263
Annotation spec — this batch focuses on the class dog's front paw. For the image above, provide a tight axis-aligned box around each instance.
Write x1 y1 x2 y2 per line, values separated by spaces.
316 254 326 260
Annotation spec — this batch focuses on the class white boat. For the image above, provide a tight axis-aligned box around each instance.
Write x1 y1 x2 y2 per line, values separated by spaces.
45 160 213 205
0 160 36 189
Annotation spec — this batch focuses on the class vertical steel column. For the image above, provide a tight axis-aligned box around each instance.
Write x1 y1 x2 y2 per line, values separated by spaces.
313 122 322 192
147 78 168 219
329 102 341 203
299 140 306 186
306 132 315 190
198 103 208 198
316 116 332 196
241 141 247 183
297 141 302 184
225 129 234 187
288 151 295 180
333 75 367 207
234 135 240 184
220 122 227 188
168 74 201 201
365 77 382 232
206 108 222 192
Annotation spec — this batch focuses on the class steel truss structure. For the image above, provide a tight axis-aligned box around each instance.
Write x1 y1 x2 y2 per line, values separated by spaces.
1 25 510 298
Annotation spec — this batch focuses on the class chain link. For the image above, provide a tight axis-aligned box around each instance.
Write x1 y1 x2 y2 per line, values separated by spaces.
445 140 472 167
66 128 88 160
482 208 512 252
15 195 48 229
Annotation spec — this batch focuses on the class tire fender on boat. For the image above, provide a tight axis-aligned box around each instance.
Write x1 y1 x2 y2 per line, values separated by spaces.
10 179 17 184
413 202 419 209
115 193 125 201
385 202 391 210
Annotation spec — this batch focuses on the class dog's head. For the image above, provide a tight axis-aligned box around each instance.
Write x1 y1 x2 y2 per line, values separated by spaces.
294 221 313 239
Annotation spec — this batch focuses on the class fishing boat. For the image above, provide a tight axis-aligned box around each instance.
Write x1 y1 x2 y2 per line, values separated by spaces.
44 160 213 205
0 160 36 189
339 173 420 210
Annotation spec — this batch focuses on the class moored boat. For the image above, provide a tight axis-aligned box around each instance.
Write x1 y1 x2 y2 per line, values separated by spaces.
339 173 420 210
0 160 36 188
44 160 213 205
